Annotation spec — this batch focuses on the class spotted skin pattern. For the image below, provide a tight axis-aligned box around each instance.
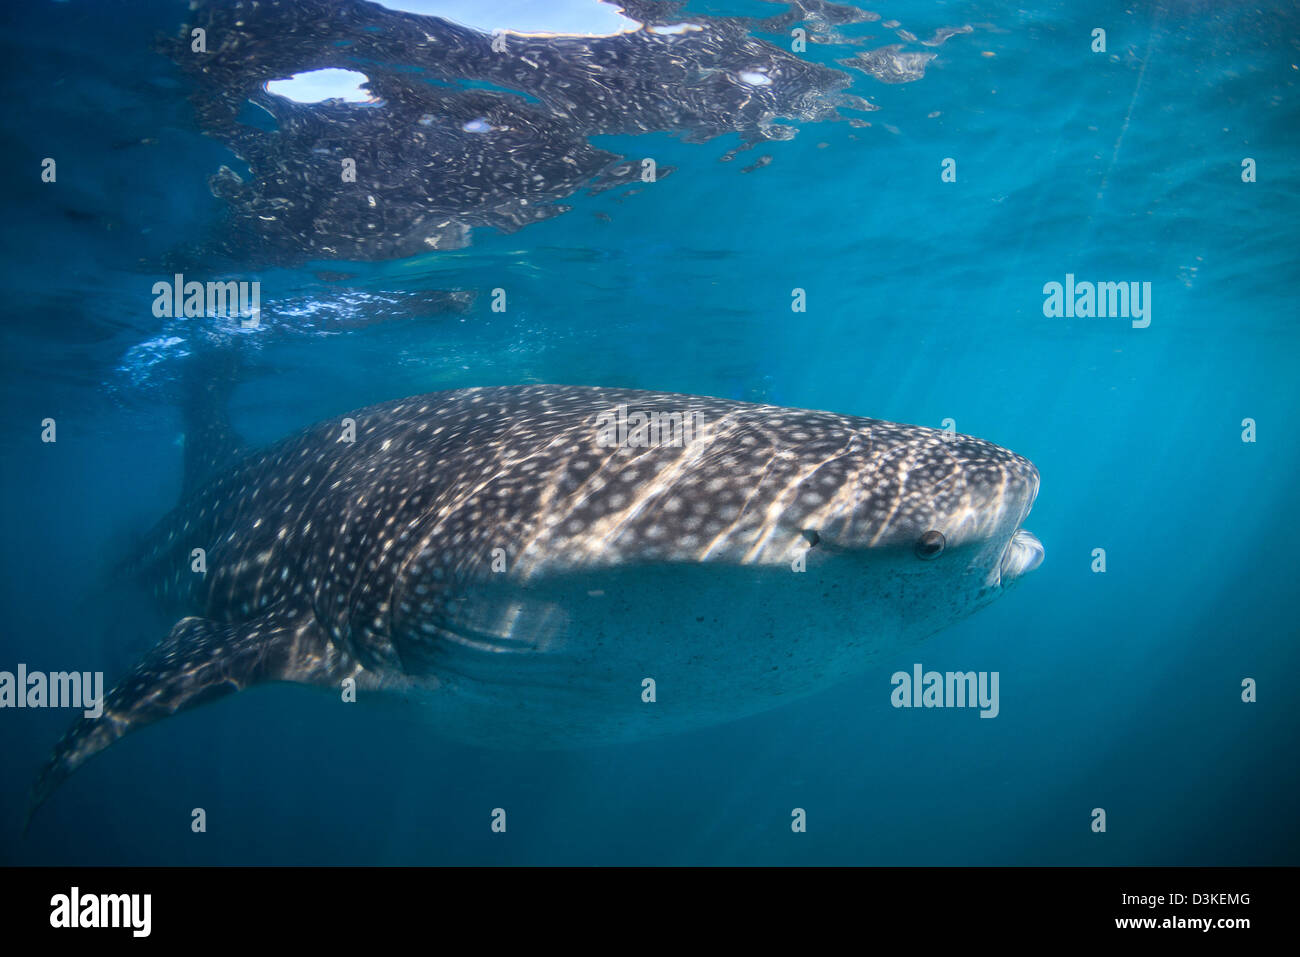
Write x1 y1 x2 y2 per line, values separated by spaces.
30 386 1042 818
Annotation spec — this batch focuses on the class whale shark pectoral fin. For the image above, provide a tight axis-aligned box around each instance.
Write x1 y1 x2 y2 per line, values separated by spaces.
25 610 351 831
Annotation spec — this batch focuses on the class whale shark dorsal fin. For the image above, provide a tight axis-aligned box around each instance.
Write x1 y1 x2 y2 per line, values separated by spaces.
25 611 359 831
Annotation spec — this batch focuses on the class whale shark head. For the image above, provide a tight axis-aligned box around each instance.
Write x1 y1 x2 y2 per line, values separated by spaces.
477 401 1044 625
772 426 1045 611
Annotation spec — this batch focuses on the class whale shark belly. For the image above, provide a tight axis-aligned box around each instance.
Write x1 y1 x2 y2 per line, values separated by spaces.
397 554 957 747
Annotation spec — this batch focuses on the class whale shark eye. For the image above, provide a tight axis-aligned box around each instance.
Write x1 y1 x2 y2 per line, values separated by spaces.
915 530 946 560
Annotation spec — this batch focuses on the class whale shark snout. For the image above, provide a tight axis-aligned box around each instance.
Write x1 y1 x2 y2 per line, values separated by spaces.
1002 528 1045 581
998 458 1043 583
976 455 1042 587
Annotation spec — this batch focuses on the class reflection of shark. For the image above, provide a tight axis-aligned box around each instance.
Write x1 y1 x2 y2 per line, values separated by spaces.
161 0 917 264
31 384 1041 818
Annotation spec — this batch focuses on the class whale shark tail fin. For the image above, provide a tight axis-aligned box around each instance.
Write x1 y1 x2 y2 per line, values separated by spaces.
25 611 358 833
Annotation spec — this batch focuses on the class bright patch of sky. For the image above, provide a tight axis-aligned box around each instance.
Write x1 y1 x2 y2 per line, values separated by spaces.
376 0 642 37
265 69 373 103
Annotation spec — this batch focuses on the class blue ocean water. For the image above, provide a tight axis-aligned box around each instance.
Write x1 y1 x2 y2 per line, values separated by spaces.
1 0 1297 865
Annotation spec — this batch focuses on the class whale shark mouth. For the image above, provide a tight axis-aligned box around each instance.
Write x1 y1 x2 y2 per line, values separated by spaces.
1000 528 1045 582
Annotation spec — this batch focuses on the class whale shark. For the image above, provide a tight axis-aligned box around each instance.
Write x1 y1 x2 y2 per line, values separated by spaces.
30 384 1042 817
